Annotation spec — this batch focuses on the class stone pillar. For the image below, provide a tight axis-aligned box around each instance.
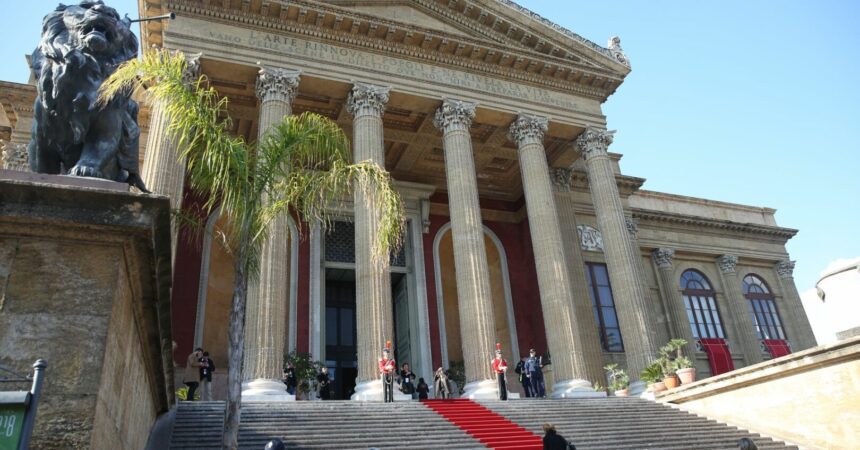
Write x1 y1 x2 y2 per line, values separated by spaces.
575 127 659 392
716 255 764 366
434 99 498 398
652 248 697 359
141 53 201 258
346 83 397 401
242 67 300 401
774 260 818 351
509 116 602 397
551 168 606 386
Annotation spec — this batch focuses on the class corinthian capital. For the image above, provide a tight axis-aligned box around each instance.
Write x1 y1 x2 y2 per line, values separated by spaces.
508 114 548 146
717 255 739 274
775 260 796 279
2 142 30 172
651 248 675 269
255 67 301 103
182 53 203 84
574 127 615 160
550 168 572 192
625 217 639 240
433 99 476 132
346 82 390 117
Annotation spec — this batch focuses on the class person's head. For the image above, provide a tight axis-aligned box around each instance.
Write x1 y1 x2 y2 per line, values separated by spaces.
529 348 536 357
542 423 556 435
321 366 328 373
264 439 286 450
194 347 203 357
202 351 209 358
287 362 293 368
737 438 758 450
402 363 410 370
418 377 425 384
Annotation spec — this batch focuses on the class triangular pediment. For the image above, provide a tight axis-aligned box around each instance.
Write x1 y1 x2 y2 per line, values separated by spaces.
320 0 629 76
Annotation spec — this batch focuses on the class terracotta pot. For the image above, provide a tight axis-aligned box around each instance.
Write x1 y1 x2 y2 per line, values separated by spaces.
653 381 667 392
614 388 629 397
663 375 680 389
676 367 697 385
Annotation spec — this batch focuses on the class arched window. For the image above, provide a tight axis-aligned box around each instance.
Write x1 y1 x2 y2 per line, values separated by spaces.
743 274 786 340
681 270 726 339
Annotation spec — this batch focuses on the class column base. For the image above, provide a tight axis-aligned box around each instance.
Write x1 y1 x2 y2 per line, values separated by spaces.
628 380 648 396
351 379 411 401
459 379 519 400
550 379 607 398
241 379 295 402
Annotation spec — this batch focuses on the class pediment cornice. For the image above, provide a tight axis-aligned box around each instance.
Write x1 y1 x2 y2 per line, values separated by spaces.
143 0 627 101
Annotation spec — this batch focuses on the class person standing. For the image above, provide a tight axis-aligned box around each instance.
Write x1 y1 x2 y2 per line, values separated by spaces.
199 351 215 401
416 377 430 400
183 347 203 401
378 340 396 402
284 362 297 396
317 366 332 400
492 343 508 401
399 363 417 399
515 358 532 398
434 367 451 399
526 348 546 398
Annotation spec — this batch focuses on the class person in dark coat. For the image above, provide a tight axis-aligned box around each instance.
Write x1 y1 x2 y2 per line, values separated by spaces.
543 423 574 450
317 366 332 400
515 359 532 397
416 377 430 400
284 362 297 396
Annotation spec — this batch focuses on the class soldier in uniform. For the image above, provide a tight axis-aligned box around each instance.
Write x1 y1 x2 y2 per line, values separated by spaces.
525 348 546 398
492 343 508 401
378 340 396 402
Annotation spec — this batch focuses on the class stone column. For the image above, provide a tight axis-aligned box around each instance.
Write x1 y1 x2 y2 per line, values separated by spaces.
141 53 201 259
551 168 606 386
509 116 602 397
434 99 497 398
242 67 300 401
575 127 659 392
774 260 818 351
651 248 697 359
716 255 764 366
346 83 396 401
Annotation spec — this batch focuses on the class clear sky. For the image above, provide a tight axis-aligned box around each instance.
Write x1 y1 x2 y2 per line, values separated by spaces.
2 1 858 292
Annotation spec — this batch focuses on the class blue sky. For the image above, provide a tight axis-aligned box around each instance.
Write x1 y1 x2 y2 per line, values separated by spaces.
2 1 858 292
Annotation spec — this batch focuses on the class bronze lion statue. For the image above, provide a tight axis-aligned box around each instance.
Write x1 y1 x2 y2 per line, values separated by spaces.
29 1 147 190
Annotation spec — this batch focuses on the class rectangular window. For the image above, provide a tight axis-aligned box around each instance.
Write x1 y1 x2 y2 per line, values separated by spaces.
585 263 624 352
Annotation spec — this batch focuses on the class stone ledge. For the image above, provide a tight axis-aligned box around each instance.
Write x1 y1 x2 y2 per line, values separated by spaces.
656 335 860 403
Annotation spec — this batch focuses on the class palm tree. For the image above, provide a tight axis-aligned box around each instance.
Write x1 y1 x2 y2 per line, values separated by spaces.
100 50 405 450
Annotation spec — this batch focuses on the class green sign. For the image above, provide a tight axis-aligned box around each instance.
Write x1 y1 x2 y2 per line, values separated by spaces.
0 405 25 450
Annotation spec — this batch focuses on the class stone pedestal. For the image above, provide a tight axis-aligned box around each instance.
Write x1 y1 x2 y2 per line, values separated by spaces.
0 175 173 450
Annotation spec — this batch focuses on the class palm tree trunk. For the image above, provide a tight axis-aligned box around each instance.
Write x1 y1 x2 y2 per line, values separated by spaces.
223 220 251 450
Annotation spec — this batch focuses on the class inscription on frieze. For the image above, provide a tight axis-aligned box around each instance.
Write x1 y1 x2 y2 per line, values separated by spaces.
182 19 588 113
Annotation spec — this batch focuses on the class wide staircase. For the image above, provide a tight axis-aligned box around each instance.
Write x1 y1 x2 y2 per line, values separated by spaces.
169 398 798 449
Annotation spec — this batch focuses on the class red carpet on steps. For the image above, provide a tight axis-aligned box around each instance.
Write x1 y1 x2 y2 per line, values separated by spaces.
421 399 543 449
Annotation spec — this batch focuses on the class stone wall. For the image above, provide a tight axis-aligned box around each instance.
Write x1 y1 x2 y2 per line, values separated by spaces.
658 336 860 450
0 175 173 449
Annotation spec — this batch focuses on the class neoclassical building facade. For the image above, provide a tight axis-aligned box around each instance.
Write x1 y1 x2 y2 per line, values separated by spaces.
0 0 815 400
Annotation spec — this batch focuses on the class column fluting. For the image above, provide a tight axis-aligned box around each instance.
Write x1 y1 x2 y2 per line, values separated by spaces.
346 83 396 400
551 168 606 386
652 248 697 359
242 67 300 400
510 115 601 396
774 260 818 351
575 127 659 390
434 99 497 397
715 255 764 366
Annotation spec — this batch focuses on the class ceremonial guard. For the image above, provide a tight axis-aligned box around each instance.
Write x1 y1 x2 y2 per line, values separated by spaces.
525 348 546 397
378 340 396 402
492 343 508 401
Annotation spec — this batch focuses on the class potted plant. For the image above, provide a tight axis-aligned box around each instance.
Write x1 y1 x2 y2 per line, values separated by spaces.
674 356 696 384
658 348 680 389
285 351 324 400
641 361 665 393
604 364 630 397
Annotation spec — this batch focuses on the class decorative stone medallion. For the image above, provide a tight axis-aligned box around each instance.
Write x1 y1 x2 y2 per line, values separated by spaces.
577 224 604 252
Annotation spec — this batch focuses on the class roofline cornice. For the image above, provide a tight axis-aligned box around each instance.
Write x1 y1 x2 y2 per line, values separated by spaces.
632 208 799 240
